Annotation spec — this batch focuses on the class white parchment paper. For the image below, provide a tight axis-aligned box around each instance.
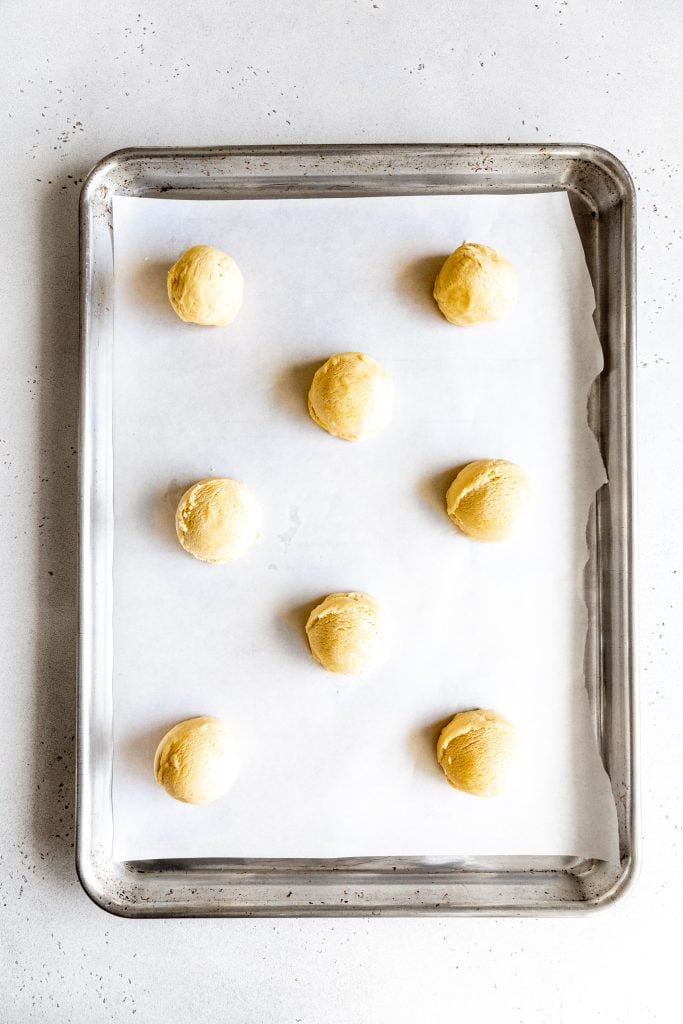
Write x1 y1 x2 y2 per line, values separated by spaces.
111 192 618 862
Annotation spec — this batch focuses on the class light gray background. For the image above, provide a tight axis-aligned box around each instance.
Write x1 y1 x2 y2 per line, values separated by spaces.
1 1 680 1021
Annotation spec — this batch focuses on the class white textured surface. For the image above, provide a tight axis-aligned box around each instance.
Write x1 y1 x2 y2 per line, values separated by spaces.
0 1 680 1020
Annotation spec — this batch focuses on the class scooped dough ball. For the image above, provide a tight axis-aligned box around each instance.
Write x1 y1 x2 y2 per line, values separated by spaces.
436 709 516 797
154 717 240 804
167 245 244 326
305 592 389 675
433 242 517 326
175 477 262 563
308 352 393 441
446 459 529 542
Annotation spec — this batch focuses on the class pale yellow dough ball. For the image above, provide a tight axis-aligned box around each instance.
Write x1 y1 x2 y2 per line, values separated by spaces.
305 592 390 675
175 477 262 563
154 716 240 804
308 352 393 441
167 245 243 326
436 709 516 797
446 459 529 542
433 242 517 326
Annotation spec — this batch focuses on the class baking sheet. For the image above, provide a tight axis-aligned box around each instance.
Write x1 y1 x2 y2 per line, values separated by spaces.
111 191 619 862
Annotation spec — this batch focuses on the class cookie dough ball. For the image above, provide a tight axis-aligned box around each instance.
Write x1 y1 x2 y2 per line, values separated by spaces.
175 478 262 563
446 459 529 542
436 709 516 797
154 717 240 804
433 242 517 326
305 592 389 675
167 245 243 326
308 352 393 441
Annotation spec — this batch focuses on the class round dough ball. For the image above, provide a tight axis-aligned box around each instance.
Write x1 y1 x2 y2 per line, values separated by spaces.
154 716 240 804
446 459 529 542
167 245 243 326
175 477 262 563
436 709 516 797
305 592 389 675
308 352 393 441
433 242 517 326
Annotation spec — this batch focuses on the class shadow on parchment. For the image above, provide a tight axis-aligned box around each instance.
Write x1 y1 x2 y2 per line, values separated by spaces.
123 257 173 321
272 358 322 423
148 479 192 551
275 595 328 659
119 720 182 789
406 714 455 780
394 253 448 317
415 463 467 524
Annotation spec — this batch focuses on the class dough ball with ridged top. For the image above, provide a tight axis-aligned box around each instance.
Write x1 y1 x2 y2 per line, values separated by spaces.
433 242 517 326
308 352 393 441
305 592 390 675
436 709 516 797
175 477 262 563
154 716 240 804
446 459 529 542
167 245 243 326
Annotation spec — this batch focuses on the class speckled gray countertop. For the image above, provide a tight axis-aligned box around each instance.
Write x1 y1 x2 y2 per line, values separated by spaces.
1 2 680 1020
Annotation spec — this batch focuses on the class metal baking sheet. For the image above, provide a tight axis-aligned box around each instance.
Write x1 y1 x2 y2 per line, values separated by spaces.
78 144 637 916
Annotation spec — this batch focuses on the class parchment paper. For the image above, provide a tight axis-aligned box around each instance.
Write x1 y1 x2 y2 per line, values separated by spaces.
111 192 619 862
